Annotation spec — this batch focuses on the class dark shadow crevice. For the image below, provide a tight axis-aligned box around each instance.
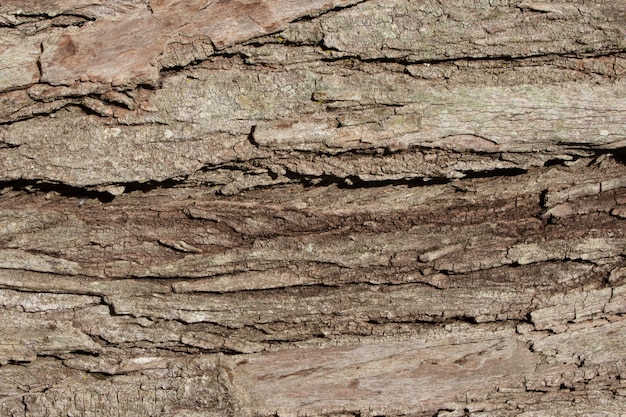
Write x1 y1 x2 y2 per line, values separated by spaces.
0 179 115 203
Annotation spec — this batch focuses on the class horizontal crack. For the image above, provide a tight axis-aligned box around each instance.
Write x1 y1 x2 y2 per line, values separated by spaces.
0 179 115 202
315 49 626 67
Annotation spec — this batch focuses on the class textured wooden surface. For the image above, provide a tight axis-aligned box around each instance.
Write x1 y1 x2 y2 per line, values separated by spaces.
1 0 625 416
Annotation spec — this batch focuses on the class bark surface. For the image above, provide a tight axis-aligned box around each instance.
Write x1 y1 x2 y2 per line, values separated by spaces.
1 0 625 416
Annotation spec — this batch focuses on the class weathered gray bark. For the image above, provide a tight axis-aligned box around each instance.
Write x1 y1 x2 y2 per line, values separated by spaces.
1 1 625 416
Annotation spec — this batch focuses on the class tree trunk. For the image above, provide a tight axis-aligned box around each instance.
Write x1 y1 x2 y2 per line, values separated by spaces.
1 1 625 415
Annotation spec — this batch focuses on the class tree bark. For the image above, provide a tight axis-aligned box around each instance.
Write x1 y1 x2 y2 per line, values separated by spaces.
1 1 625 415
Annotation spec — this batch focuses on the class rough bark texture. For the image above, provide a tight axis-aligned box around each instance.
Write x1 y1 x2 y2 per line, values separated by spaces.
1 0 625 416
